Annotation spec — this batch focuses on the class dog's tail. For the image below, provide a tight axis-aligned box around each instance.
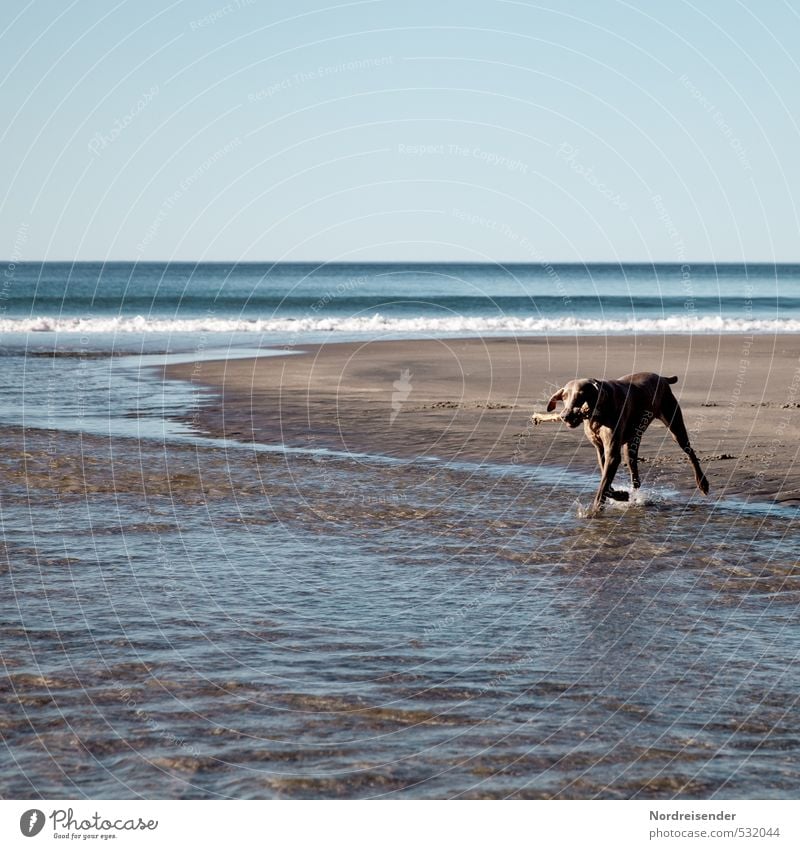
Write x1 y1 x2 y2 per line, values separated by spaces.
665 375 678 384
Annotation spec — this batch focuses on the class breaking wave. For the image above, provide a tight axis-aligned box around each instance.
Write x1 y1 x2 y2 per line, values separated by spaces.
3 314 800 334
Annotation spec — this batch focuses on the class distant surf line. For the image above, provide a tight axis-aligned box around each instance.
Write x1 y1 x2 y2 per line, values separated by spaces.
5 314 800 334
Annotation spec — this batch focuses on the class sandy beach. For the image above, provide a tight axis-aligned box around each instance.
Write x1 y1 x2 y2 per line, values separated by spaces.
167 334 800 506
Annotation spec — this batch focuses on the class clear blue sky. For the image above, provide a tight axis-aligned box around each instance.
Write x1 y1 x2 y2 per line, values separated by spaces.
2 0 799 262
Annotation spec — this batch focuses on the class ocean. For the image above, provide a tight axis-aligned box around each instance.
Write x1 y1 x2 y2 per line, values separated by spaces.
1 262 799 799
2 262 799 341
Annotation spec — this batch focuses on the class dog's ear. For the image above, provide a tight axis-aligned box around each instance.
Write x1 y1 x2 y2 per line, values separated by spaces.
546 387 565 412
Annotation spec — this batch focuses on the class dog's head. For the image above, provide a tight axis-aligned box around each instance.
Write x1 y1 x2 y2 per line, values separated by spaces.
546 378 604 428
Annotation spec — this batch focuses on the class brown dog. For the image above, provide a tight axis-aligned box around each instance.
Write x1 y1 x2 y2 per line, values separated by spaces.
545 372 709 509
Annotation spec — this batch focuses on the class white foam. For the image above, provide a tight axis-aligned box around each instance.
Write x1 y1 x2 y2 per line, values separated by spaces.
3 314 800 334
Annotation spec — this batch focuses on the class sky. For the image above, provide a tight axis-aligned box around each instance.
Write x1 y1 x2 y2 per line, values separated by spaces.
2 0 799 263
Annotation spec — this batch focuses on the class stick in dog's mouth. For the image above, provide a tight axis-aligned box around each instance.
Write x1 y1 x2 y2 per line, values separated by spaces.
531 402 590 426
530 411 563 425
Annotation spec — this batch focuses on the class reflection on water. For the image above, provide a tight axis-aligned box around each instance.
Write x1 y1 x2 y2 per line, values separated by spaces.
2 424 799 799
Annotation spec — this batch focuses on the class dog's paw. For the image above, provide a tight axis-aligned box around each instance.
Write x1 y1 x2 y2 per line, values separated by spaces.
579 502 604 518
698 476 710 495
606 488 630 502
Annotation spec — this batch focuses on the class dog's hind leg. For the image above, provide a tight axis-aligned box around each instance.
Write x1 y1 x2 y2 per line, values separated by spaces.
658 393 709 495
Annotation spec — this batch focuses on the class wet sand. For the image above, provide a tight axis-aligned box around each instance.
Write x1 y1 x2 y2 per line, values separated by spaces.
167 334 800 505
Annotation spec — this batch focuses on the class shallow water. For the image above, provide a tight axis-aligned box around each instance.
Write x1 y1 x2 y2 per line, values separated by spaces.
2 403 799 799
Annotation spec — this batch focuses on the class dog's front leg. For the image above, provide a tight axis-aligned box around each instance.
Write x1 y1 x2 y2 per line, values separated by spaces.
593 442 623 510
